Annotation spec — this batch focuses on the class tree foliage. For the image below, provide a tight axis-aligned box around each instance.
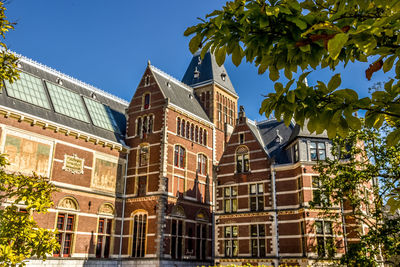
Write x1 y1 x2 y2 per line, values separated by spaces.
185 0 400 145
0 1 59 266
311 124 400 266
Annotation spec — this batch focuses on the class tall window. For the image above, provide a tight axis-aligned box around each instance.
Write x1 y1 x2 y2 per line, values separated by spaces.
250 183 264 211
224 186 237 213
137 115 153 137
174 145 185 168
171 219 184 259
139 145 149 166
177 118 181 135
143 93 150 109
239 133 244 144
236 146 249 173
224 226 238 257
315 220 335 257
293 142 299 162
96 218 112 258
181 119 186 138
203 130 207 146
199 128 203 144
137 117 142 136
190 124 194 140
298 177 303 206
196 223 207 260
55 214 75 257
251 224 266 257
312 177 329 206
195 126 199 143
197 154 207 175
131 213 147 258
310 141 326 161
186 123 190 138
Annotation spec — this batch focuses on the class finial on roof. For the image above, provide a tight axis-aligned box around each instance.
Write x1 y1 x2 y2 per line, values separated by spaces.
147 60 151 66
239 105 246 118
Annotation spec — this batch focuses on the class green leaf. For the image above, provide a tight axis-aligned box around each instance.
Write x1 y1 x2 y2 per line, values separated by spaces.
274 82 285 95
383 55 396 73
387 128 400 145
269 66 280 81
215 46 226 66
327 33 348 60
183 26 197 36
288 17 307 30
328 73 341 92
284 67 292 79
189 34 202 54
287 90 295 103
299 44 310 53
232 45 243 67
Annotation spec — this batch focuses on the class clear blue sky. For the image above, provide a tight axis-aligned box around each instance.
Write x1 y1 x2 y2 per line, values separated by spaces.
4 1 391 121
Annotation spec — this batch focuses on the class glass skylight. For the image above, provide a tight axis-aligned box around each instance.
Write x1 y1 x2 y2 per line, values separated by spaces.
84 97 119 132
46 81 90 122
4 71 50 109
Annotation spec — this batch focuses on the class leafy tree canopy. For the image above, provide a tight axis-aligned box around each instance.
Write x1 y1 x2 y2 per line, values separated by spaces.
312 124 400 266
185 0 400 145
0 1 59 266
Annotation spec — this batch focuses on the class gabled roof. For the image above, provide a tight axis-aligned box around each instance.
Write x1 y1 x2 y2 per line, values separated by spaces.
287 120 328 145
149 65 211 122
0 53 128 145
181 50 237 97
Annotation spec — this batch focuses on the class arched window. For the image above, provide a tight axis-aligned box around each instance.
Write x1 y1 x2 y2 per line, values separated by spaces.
131 213 147 258
199 128 203 145
186 123 190 138
137 117 142 136
143 93 150 110
174 145 185 168
142 116 148 136
55 197 79 257
177 118 181 135
96 203 114 258
197 154 207 175
195 126 199 143
139 144 149 166
181 119 185 138
203 130 207 146
236 146 249 173
148 115 153 133
190 124 194 140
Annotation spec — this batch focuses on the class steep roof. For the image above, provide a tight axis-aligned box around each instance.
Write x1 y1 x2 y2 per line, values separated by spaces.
149 65 211 122
287 120 328 145
0 53 128 145
181 50 237 97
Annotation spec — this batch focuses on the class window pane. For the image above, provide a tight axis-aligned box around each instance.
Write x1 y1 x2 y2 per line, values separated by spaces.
84 97 119 132
250 184 256 194
318 142 325 150
225 240 231 256
258 196 264 211
5 72 50 109
258 184 263 193
325 222 333 234
46 81 89 122
312 177 320 188
232 226 238 237
232 199 237 212
251 225 258 237
57 215 64 230
317 237 325 257
250 197 257 211
224 199 231 213
315 221 323 234
224 226 231 238
259 225 265 236
224 187 230 197
233 240 238 256
231 187 237 196
310 142 316 149
259 239 266 257
251 239 258 257
319 149 326 160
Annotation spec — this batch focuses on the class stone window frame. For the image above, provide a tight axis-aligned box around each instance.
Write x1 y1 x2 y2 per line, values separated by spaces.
176 116 208 146
197 153 208 176
314 220 335 258
250 224 266 257
174 144 186 169
309 140 327 161
142 92 151 110
138 143 150 167
235 145 250 173
136 114 154 138
96 203 115 259
223 225 238 257
223 185 238 213
249 182 264 211
130 210 148 258
312 176 330 207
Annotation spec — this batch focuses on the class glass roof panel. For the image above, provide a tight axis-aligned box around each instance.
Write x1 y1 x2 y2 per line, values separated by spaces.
4 71 50 109
84 97 119 132
46 81 90 122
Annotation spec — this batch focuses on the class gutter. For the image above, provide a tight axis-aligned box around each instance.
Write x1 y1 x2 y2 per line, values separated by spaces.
118 153 129 259
270 161 280 266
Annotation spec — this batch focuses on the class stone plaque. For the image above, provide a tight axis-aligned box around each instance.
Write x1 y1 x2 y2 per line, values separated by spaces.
62 154 84 174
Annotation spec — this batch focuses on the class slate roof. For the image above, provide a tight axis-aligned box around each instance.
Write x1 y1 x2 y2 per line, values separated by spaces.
0 54 128 145
287 120 328 145
256 119 294 164
181 50 237 97
150 65 211 122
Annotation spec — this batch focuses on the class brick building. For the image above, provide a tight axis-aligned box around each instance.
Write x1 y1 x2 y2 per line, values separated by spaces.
0 51 355 266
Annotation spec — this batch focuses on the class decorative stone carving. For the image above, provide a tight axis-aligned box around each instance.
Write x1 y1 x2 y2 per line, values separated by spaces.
196 211 208 221
59 198 78 210
99 203 114 215
62 154 84 174
91 158 118 192
171 205 186 218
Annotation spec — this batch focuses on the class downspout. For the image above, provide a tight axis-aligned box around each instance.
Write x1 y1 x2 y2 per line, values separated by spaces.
212 125 216 261
270 161 279 266
340 200 348 254
119 152 129 260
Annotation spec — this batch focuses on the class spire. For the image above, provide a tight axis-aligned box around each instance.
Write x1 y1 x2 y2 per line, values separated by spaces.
181 50 237 96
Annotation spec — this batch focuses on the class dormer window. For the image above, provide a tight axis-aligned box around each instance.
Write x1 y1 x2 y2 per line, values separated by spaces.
144 75 150 87
143 93 150 110
293 142 299 162
310 141 326 161
236 146 249 173
221 72 226 81
194 67 200 79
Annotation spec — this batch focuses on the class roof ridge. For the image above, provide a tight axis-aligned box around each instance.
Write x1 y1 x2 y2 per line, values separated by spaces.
150 65 194 93
11 50 129 106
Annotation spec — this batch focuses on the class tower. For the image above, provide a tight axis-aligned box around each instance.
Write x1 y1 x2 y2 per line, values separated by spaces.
182 51 238 145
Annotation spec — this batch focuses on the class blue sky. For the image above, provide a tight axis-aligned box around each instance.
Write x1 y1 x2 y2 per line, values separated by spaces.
5 1 391 121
